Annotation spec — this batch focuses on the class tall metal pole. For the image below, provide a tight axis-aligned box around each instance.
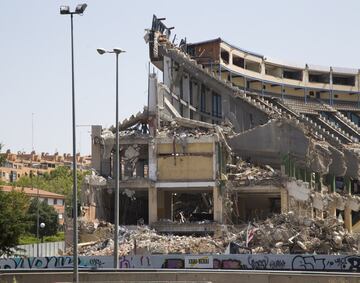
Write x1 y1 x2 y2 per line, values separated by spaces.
114 53 120 269
70 13 79 283
31 113 34 151
35 174 39 257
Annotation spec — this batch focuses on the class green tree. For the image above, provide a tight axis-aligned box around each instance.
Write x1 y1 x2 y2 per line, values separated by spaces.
0 190 29 256
15 166 89 216
0 143 5 166
27 198 59 237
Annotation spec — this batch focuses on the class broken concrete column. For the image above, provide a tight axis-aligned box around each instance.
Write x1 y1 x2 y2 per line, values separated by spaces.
148 185 158 225
213 186 223 223
148 140 157 181
328 203 337 218
344 206 352 233
91 125 102 172
280 188 288 213
148 73 158 114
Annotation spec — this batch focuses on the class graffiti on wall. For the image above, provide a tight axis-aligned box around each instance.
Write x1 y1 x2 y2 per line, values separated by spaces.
1 254 360 272
0 256 109 270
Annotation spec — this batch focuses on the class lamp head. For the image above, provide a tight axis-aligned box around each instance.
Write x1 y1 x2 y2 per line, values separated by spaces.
40 223 45 229
113 48 126 55
75 3 87 14
97 48 106 55
60 5 70 14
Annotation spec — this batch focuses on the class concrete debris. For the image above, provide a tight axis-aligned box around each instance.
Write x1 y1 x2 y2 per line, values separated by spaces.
286 180 311 202
234 212 360 254
227 160 280 186
75 221 224 256
84 171 107 186
101 130 115 159
73 213 359 256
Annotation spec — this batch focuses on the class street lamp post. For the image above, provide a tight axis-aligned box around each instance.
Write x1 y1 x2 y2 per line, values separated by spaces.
97 48 126 269
38 222 45 256
60 4 87 283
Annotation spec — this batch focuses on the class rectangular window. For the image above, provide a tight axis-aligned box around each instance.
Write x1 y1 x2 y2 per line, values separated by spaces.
200 84 206 112
189 80 193 105
179 77 183 99
220 49 229 64
309 72 330 83
232 54 245 68
212 92 222 118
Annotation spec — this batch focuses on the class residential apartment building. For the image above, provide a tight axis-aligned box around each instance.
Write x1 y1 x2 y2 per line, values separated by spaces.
0 185 65 225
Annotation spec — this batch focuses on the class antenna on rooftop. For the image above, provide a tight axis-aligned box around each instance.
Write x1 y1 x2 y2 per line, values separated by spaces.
31 113 35 152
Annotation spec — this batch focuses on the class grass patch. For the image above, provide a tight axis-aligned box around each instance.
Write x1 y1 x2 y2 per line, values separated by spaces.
19 232 64 244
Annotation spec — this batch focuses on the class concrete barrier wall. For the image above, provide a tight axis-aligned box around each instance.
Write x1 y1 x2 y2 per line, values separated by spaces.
0 271 360 283
1 254 360 272
15 241 65 257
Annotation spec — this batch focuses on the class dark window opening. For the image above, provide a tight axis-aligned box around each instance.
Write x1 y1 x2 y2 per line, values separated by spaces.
189 81 193 105
265 64 282 78
220 49 229 64
200 84 206 112
232 54 245 68
309 91 314 96
283 69 302 81
212 92 222 118
179 77 183 99
245 60 261 73
309 72 330 83
333 75 355 86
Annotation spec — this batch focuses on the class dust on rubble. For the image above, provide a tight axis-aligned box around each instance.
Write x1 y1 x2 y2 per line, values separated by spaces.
71 213 360 256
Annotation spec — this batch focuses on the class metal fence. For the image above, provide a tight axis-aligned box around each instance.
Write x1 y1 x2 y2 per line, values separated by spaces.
15 241 65 257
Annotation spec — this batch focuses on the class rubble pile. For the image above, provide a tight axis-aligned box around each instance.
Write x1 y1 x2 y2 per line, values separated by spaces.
237 212 360 254
226 160 281 186
76 224 224 256
74 212 359 256
159 122 215 139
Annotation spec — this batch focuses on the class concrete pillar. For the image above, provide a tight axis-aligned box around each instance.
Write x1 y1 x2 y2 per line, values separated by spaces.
163 56 172 88
280 188 288 214
148 73 158 114
182 75 190 119
328 203 337 218
148 185 158 225
344 206 352 233
315 209 323 219
91 125 102 172
213 186 223 223
148 140 157 181
345 177 352 195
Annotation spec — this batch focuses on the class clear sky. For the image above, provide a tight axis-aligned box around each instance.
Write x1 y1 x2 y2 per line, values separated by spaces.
1 0 360 156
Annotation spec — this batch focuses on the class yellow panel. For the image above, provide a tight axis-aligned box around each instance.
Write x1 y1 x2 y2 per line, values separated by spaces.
157 143 213 154
157 156 213 181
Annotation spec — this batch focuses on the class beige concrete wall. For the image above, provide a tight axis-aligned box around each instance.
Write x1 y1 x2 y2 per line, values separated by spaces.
157 142 214 181
157 156 213 181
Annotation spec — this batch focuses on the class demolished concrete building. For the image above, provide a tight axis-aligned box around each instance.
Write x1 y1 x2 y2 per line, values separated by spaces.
82 15 360 236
